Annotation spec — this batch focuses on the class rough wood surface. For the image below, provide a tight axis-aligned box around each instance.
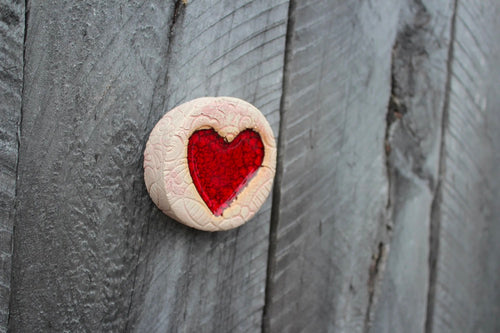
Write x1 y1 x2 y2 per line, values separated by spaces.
370 1 455 332
128 1 287 331
0 0 24 331
427 1 500 332
9 0 287 332
263 1 400 331
4 0 500 331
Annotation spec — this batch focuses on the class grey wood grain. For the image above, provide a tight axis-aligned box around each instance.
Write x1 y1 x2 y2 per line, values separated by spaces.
369 1 455 332
0 0 24 331
426 1 500 332
263 1 400 332
8 0 500 331
129 1 288 332
9 0 287 332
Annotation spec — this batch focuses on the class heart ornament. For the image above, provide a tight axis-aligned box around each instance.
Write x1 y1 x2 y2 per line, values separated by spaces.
144 97 276 231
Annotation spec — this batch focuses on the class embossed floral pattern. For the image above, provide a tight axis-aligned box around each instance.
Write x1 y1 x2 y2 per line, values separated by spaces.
143 97 276 231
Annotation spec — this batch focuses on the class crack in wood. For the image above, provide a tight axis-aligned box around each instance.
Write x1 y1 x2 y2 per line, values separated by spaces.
364 240 388 333
261 1 295 332
363 25 402 333
424 1 458 332
6 0 28 331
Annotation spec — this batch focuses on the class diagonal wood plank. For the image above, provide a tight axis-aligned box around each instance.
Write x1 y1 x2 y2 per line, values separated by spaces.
263 1 400 331
0 0 24 331
427 1 500 332
9 0 288 331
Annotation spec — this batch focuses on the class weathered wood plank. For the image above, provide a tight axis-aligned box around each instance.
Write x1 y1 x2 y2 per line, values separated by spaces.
369 1 455 332
128 1 288 332
0 0 24 331
9 0 287 332
427 1 500 332
263 1 399 331
9 2 176 331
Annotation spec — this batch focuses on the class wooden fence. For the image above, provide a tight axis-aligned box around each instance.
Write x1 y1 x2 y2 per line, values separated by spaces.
1 0 499 331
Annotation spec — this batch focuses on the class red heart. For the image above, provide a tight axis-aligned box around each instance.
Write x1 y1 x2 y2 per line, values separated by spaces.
187 128 265 216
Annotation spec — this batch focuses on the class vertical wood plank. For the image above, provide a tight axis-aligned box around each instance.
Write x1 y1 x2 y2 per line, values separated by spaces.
0 0 24 331
370 1 455 332
9 1 176 331
9 0 288 332
428 1 500 332
129 1 288 332
264 1 400 331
